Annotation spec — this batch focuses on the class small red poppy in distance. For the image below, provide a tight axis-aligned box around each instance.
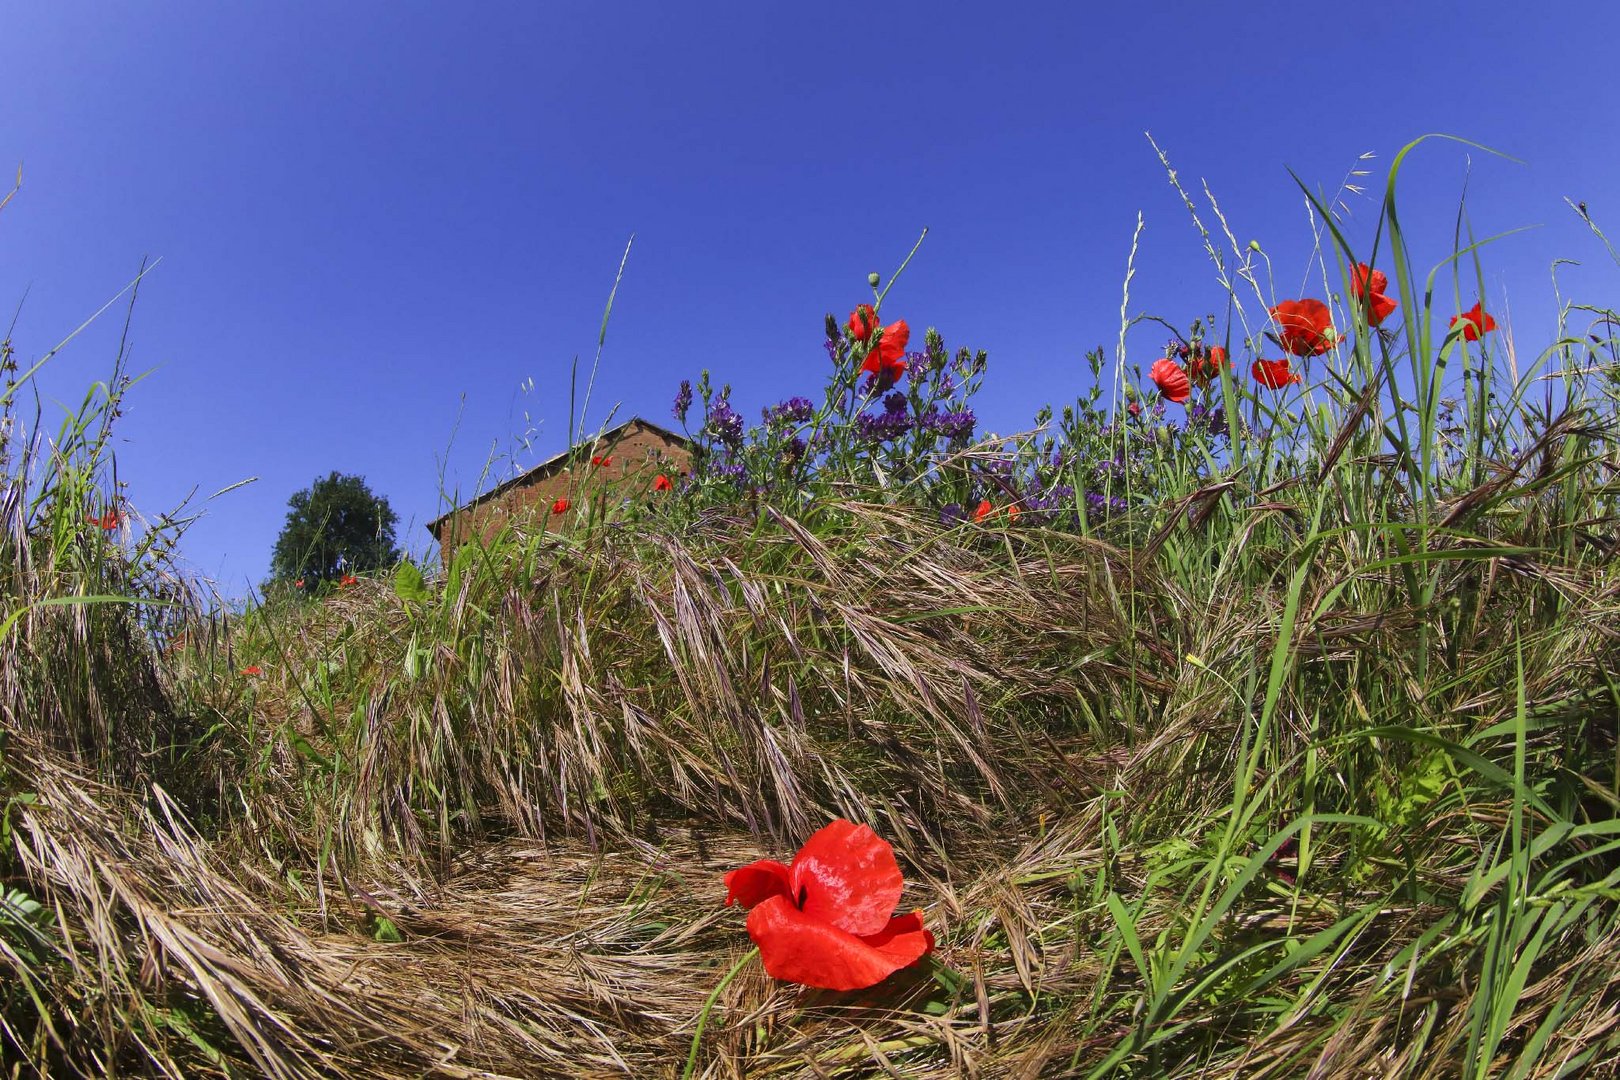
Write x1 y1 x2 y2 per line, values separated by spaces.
724 819 935 991
87 509 121 530
860 318 911 389
1350 264 1399 327
1149 358 1191 404
590 455 614 467
973 499 994 524
1252 357 1303 390
652 474 673 492
848 304 878 342
294 578 305 589
241 665 263 677
551 497 570 515
1450 302 1497 342
1183 344 1231 387
339 574 358 588
1270 299 1335 356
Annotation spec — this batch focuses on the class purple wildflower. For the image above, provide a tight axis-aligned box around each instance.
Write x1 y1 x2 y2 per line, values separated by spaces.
673 380 693 425
855 407 912 443
928 408 975 441
763 396 815 426
705 397 745 447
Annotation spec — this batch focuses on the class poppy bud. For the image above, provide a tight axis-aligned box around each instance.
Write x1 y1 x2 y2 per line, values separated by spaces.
867 272 881 289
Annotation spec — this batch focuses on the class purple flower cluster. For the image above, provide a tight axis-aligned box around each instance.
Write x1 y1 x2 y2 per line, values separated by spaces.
705 397 745 446
855 393 912 443
673 380 693 425
1084 492 1131 518
925 408 975 441
763 396 815 426
939 502 966 526
1188 402 1226 436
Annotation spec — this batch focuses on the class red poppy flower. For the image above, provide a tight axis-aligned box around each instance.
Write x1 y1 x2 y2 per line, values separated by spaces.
1350 264 1398 327
551 497 570 515
1006 504 1021 523
973 499 994 524
294 578 305 589
1149 358 1190 404
1252 357 1303 389
1450 302 1497 342
1270 299 1335 356
653 473 673 492
339 574 358 588
848 304 878 342
241 665 263 677
1127 401 1142 418
590 455 614 467
1183 345 1232 387
724 819 934 991
860 319 910 388
87 509 121 530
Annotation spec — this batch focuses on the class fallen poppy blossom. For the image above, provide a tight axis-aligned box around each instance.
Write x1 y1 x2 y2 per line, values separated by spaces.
241 665 263 677
860 319 910 389
1271 299 1335 356
1149 358 1191 404
848 304 878 342
1450 302 1497 342
724 819 934 991
339 574 358 588
1350 264 1399 327
551 497 570 515
652 474 673 492
1252 357 1303 389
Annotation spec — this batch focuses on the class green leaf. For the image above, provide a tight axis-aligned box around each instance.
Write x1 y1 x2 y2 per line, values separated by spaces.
393 562 431 603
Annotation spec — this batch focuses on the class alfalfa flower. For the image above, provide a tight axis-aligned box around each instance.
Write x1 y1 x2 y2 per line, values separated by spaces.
723 819 934 991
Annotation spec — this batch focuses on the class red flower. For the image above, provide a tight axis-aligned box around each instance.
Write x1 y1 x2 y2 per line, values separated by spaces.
551 497 570 515
1350 264 1398 327
1270 299 1335 357
1184 345 1231 387
1450 302 1497 342
241 665 263 677
860 319 910 389
87 509 121 530
339 574 358 588
1252 357 1303 390
590 455 614 467
724 819 934 991
1149 358 1190 404
848 305 878 342
973 499 994 524
294 578 305 589
1006 504 1021 523
1127 401 1142 418
653 474 673 492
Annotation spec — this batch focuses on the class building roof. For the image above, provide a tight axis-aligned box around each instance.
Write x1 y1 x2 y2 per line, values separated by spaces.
425 415 691 539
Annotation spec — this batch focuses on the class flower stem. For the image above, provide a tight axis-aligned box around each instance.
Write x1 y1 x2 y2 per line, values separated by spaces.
682 946 760 1080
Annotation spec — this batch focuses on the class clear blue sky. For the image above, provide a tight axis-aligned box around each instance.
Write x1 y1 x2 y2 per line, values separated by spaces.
4 1 1617 593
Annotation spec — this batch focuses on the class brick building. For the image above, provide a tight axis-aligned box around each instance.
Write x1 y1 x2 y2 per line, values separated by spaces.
427 416 691 563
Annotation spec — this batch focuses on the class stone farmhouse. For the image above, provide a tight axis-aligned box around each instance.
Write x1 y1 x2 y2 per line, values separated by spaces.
426 416 692 564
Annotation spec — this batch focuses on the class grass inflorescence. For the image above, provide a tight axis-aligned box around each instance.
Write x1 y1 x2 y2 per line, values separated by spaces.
3 138 1620 1077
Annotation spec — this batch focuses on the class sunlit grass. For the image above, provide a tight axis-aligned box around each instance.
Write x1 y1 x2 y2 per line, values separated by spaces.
3 137 1619 1077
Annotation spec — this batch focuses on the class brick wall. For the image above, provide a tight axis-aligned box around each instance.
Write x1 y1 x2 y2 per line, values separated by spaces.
434 421 691 564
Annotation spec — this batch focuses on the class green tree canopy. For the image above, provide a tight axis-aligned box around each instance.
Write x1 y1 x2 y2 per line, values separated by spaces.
269 472 400 586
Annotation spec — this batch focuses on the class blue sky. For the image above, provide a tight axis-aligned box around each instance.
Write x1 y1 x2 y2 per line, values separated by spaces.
4 1 1617 593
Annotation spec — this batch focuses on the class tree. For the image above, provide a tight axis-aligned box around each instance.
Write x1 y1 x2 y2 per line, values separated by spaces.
269 472 400 586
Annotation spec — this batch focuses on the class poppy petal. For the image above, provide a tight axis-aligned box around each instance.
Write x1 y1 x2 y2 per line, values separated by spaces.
876 320 911 363
724 860 793 909
1369 292 1398 326
789 819 903 936
746 895 932 991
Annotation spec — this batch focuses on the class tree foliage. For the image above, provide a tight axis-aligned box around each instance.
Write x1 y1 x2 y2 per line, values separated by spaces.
269 472 400 586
